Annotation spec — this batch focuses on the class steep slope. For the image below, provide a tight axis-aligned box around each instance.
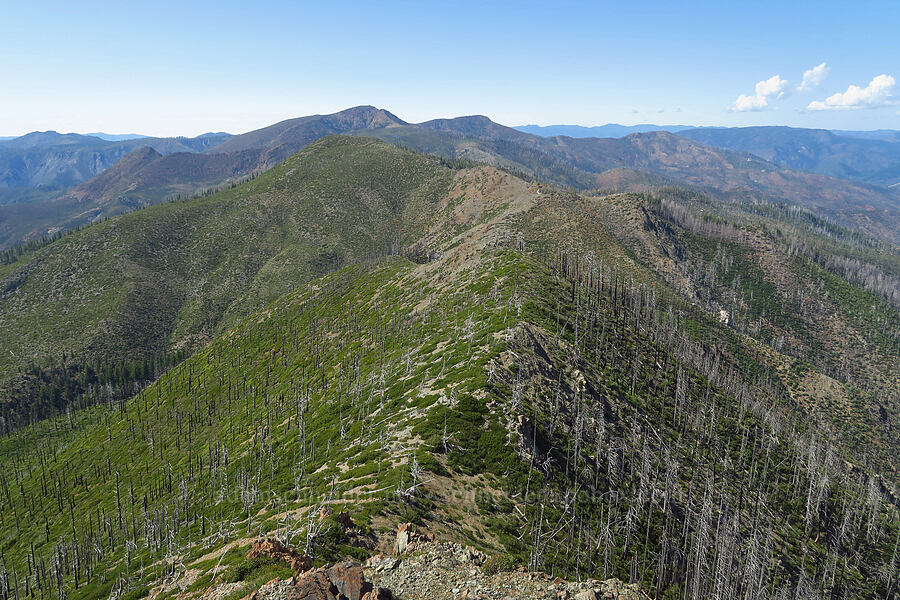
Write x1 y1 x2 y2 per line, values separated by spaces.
0 137 491 426
3 137 898 465
0 147 187 249
0 240 895 600
58 147 263 209
0 132 233 249
589 133 900 244
581 191 899 467
0 137 897 600
678 126 900 187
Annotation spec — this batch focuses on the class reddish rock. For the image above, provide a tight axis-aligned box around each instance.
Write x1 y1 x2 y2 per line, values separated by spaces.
361 587 392 600
247 538 314 573
288 569 336 600
394 522 437 555
326 563 368 600
286 562 372 600
364 554 384 568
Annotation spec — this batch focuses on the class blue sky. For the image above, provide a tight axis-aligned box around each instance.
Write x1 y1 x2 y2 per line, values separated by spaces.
2 0 898 136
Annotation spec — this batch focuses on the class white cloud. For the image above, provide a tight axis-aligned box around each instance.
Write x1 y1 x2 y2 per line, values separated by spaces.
732 75 789 111
808 74 896 110
797 62 830 91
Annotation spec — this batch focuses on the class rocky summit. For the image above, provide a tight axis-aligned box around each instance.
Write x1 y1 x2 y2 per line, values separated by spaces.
197 529 648 600
365 541 648 600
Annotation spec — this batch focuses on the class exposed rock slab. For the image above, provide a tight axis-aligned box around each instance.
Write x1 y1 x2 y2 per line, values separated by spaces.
250 562 385 600
366 541 649 600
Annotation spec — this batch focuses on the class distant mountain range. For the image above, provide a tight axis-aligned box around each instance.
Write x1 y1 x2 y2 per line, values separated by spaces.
2 109 900 250
833 129 900 142
82 132 149 141
677 126 900 187
515 123 900 143
0 130 232 193
517 124 900 186
359 112 900 243
514 123 692 137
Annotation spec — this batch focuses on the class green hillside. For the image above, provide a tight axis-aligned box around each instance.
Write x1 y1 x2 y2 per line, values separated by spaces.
0 136 897 600
2 135 897 468
358 120 900 245
0 246 896 600
0 137 458 426
7 108 900 254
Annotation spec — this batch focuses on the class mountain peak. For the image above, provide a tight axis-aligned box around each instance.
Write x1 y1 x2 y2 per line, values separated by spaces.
129 145 164 160
623 129 681 140
332 105 407 128
3 130 100 149
207 106 407 158
418 114 530 142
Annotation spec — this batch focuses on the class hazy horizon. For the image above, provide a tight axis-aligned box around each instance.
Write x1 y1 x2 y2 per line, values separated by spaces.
3 110 899 140
3 1 898 137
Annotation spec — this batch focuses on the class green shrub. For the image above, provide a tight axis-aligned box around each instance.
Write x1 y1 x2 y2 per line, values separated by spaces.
311 514 371 563
119 586 150 600
416 452 449 476
475 490 495 514
494 496 514 514
223 556 279 583
482 554 518 575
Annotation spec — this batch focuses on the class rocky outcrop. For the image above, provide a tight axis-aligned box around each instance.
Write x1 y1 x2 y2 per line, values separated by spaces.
367 540 649 600
249 562 389 600
393 523 437 555
248 538 314 573
229 530 650 600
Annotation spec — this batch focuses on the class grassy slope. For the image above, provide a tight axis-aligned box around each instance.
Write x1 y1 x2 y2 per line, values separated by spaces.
0 248 895 600
0 136 453 375
0 138 897 599
2 136 895 469
548 189 900 471
0 255 506 598
2 135 896 469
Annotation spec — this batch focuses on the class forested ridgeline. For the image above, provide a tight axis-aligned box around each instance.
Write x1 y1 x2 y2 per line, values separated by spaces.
0 351 187 434
0 248 895 600
0 137 897 600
